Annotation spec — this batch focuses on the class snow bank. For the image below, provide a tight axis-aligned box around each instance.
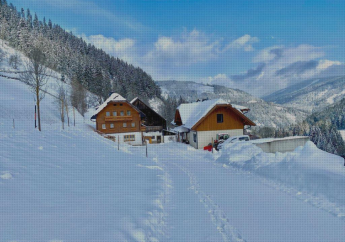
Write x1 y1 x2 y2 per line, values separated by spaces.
216 141 345 208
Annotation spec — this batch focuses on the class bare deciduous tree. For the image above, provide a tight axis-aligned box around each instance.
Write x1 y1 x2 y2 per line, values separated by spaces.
20 48 49 131
70 76 87 117
8 53 21 69
57 84 66 129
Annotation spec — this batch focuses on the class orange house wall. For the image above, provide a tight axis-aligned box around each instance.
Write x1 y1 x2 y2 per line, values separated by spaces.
195 107 244 131
96 102 141 134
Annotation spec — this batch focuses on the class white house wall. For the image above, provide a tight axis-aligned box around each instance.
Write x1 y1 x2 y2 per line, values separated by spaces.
187 131 198 149
143 131 163 143
197 129 243 149
109 132 143 146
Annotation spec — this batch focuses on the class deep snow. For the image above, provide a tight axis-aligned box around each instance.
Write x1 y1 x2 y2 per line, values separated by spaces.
1 42 345 241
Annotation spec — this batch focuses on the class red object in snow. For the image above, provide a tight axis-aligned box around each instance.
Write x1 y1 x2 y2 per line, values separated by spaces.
203 143 213 152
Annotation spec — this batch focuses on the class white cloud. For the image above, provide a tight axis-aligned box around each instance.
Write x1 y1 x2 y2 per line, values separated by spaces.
208 44 342 97
200 74 235 87
317 59 342 70
225 34 259 52
145 29 222 66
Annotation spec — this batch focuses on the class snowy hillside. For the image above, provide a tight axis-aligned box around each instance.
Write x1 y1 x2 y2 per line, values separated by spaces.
157 80 308 128
263 75 345 112
1 72 345 241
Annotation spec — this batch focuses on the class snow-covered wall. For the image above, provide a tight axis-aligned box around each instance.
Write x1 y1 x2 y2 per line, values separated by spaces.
253 136 310 153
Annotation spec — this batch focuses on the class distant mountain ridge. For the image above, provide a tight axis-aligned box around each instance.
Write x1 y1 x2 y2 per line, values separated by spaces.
156 80 309 128
263 76 345 112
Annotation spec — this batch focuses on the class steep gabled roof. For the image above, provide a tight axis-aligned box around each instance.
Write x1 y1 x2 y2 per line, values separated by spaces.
130 97 166 121
91 93 142 119
173 98 256 130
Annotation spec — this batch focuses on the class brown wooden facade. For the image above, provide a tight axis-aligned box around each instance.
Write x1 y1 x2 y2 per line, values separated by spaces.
194 106 246 131
95 101 142 134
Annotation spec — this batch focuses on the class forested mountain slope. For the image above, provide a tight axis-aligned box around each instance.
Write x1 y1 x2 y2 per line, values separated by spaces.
0 0 161 102
263 76 345 112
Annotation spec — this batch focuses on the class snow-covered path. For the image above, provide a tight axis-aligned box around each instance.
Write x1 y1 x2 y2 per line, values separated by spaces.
137 143 345 242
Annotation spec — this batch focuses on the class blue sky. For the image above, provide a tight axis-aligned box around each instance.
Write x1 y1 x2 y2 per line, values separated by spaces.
9 0 345 96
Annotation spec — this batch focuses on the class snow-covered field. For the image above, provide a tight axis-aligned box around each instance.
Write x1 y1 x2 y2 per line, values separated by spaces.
1 53 345 241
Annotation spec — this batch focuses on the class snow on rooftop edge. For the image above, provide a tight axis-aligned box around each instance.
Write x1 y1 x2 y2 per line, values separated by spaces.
93 93 126 117
177 98 229 129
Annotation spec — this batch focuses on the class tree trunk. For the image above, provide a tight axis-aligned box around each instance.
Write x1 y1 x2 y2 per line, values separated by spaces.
73 107 75 127
36 87 41 131
61 99 64 130
65 105 69 127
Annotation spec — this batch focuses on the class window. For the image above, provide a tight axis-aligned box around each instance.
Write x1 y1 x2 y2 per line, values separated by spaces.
102 124 106 129
217 114 223 123
113 104 117 106
131 122 135 127
113 111 117 116
152 136 155 140
110 123 114 129
106 112 110 117
120 104 123 106
193 133 197 143
127 110 131 116
120 111 124 116
124 135 135 142
239 137 249 141
123 123 127 128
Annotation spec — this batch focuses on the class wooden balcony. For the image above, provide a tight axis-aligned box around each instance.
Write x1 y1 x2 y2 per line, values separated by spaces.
105 116 133 122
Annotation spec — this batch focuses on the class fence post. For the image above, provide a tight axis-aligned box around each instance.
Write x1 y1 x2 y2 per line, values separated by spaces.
146 141 148 158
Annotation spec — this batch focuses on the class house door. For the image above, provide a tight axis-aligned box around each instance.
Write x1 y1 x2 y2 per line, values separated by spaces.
157 136 161 143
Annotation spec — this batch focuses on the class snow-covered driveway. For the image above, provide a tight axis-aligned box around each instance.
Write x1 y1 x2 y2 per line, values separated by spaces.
137 143 345 242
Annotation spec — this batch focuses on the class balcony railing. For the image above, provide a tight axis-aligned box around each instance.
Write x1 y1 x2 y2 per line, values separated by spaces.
105 116 132 122
144 126 163 132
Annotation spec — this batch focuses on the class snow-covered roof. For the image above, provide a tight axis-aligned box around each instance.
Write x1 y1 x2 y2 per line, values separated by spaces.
232 104 249 112
174 98 255 129
172 125 190 133
130 97 139 104
91 93 141 119
175 99 228 129
130 96 166 121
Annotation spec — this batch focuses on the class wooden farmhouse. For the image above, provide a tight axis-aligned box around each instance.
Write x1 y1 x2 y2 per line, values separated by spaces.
172 99 256 149
91 93 168 145
91 93 145 145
